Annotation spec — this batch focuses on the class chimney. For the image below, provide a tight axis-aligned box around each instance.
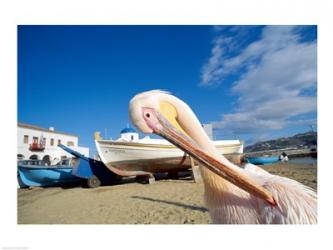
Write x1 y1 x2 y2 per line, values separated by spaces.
49 127 55 131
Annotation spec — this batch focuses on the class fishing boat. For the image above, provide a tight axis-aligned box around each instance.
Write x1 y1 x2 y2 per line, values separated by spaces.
58 144 116 188
18 144 117 188
18 158 81 188
94 128 244 177
246 156 280 165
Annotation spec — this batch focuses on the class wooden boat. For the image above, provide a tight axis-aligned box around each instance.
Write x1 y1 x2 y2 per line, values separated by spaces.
58 144 116 188
18 159 81 187
95 133 244 177
246 156 280 165
18 145 117 188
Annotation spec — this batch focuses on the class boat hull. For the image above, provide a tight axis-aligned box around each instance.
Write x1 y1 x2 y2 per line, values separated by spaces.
95 140 244 177
18 165 81 187
246 156 280 165
58 144 116 186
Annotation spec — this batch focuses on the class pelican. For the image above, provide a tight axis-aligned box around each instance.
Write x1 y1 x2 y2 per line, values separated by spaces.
129 90 317 224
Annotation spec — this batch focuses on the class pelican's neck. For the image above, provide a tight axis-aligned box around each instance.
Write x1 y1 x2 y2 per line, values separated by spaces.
161 94 245 201
166 95 240 172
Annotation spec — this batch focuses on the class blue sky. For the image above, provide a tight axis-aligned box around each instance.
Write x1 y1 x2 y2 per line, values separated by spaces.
18 25 317 155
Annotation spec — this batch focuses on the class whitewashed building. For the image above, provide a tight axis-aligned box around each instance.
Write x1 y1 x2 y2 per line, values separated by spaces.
117 127 139 142
18 122 89 163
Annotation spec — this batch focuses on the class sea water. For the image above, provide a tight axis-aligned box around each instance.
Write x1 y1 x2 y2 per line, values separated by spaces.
288 156 317 164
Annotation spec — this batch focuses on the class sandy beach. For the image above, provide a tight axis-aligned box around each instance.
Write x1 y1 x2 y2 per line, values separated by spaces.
17 162 317 224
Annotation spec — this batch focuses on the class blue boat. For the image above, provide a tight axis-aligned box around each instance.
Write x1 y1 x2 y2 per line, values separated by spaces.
58 144 116 188
246 156 280 165
18 145 117 188
18 159 81 188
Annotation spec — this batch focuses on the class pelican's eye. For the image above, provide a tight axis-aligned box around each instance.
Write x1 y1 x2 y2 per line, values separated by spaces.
142 107 156 123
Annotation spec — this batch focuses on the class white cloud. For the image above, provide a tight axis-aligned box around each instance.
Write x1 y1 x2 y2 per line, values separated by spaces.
201 26 317 138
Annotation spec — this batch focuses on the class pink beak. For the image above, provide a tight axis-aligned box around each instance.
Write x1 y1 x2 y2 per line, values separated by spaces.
143 108 277 207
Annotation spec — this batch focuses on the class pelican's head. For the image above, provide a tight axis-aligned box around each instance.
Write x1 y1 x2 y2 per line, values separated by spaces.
129 90 190 135
129 90 164 134
129 90 276 206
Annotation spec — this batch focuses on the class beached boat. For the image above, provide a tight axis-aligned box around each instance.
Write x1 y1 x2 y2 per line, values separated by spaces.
246 156 280 165
94 130 244 177
58 144 116 188
18 145 117 188
18 159 81 187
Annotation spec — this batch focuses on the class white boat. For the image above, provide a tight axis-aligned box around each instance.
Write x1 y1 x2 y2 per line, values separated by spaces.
94 128 243 177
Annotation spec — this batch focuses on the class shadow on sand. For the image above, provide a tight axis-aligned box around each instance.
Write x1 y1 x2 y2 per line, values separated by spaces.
131 195 208 212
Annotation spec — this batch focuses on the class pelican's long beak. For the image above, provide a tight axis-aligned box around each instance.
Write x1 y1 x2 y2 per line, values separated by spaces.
151 110 276 207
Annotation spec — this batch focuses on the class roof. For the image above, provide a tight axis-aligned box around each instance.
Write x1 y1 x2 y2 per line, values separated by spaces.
120 127 137 134
18 122 78 137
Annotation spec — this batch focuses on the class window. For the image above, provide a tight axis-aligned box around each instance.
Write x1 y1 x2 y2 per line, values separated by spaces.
50 138 54 146
33 137 38 144
23 135 29 144
30 154 39 160
58 139 61 145
67 141 74 146
17 154 24 160
42 155 51 165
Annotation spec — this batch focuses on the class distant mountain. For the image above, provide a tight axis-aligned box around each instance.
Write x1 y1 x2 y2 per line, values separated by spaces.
244 131 317 152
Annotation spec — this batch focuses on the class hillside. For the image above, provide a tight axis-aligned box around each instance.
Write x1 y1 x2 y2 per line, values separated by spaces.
244 131 317 152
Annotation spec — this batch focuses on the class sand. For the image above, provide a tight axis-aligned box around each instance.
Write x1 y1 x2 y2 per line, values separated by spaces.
17 162 317 224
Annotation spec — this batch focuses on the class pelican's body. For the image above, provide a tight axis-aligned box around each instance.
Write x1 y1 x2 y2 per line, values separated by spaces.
129 90 317 224
202 163 316 223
